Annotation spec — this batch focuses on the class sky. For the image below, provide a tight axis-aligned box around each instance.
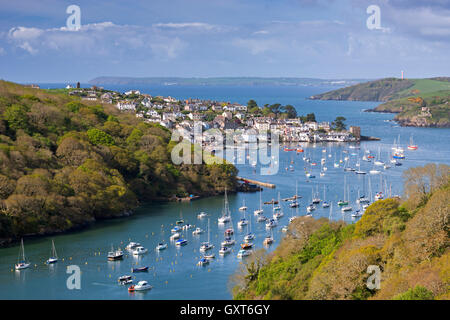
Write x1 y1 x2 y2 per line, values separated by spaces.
0 0 449 82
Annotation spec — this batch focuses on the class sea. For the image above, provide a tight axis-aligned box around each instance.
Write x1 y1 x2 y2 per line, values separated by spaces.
0 84 449 299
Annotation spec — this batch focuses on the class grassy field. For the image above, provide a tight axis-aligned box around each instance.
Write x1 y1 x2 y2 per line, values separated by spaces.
394 79 450 99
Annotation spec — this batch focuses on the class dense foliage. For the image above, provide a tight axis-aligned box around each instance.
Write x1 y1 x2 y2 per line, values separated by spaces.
232 164 449 300
0 81 237 244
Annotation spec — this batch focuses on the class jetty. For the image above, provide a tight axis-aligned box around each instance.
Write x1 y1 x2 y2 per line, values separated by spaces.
236 176 276 189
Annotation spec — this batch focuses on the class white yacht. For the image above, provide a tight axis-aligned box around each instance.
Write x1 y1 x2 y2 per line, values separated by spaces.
132 246 148 256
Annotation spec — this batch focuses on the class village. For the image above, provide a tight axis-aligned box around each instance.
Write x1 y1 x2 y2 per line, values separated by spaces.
66 85 362 144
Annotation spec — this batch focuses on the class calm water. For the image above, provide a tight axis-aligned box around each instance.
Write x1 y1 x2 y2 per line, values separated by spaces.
1 85 449 299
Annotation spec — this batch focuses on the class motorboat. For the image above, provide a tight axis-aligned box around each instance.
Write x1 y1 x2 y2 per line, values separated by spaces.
182 224 193 230
221 237 235 246
306 204 315 212
237 249 252 258
219 246 231 255
197 212 208 219
156 242 168 251
192 227 204 235
171 226 181 233
240 242 254 250
129 281 152 292
132 246 148 256
126 242 141 250
118 275 133 285
175 239 188 247
197 257 209 266
322 201 330 208
224 228 234 236
337 200 348 206
108 246 124 260
170 232 180 240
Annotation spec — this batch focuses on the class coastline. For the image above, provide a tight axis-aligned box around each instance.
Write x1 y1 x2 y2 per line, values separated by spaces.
0 187 241 248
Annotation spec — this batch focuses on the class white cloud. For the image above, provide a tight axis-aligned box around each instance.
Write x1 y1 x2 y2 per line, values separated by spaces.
153 22 216 30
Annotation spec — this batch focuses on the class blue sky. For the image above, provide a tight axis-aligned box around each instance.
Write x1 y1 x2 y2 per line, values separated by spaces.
0 0 449 82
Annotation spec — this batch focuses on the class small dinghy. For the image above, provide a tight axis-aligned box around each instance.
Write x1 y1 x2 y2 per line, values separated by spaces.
131 266 149 273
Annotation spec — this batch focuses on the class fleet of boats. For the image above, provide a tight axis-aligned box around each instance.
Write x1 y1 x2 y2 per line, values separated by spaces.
11 140 416 295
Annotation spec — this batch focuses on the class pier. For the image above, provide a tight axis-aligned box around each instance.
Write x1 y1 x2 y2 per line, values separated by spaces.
236 176 276 189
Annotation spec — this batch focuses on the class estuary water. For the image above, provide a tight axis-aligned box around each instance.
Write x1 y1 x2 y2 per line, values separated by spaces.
1 84 449 299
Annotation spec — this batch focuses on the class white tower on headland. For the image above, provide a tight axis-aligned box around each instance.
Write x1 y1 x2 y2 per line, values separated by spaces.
401 70 404 80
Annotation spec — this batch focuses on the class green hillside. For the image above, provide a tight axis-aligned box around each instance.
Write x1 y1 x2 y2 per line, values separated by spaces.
310 77 450 127
309 78 416 101
0 81 237 245
232 164 450 300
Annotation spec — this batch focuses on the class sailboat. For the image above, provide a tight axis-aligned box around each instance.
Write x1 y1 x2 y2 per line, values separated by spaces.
263 229 274 246
176 210 184 225
407 134 418 150
322 185 330 208
244 212 255 242
273 192 281 211
237 210 248 228
290 181 300 208
253 188 264 216
312 186 321 204
374 147 385 166
200 218 214 252
337 176 349 206
218 188 231 224
46 239 58 264
238 199 248 211
15 238 30 270
273 194 284 220
341 186 352 212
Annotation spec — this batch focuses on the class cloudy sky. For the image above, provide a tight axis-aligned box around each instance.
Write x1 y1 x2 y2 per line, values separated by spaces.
0 0 449 82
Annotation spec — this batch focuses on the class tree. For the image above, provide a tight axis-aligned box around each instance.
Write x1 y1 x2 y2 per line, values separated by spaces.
332 116 346 131
393 286 434 300
306 113 316 122
283 105 297 118
87 128 115 146
247 99 258 109
4 104 31 133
